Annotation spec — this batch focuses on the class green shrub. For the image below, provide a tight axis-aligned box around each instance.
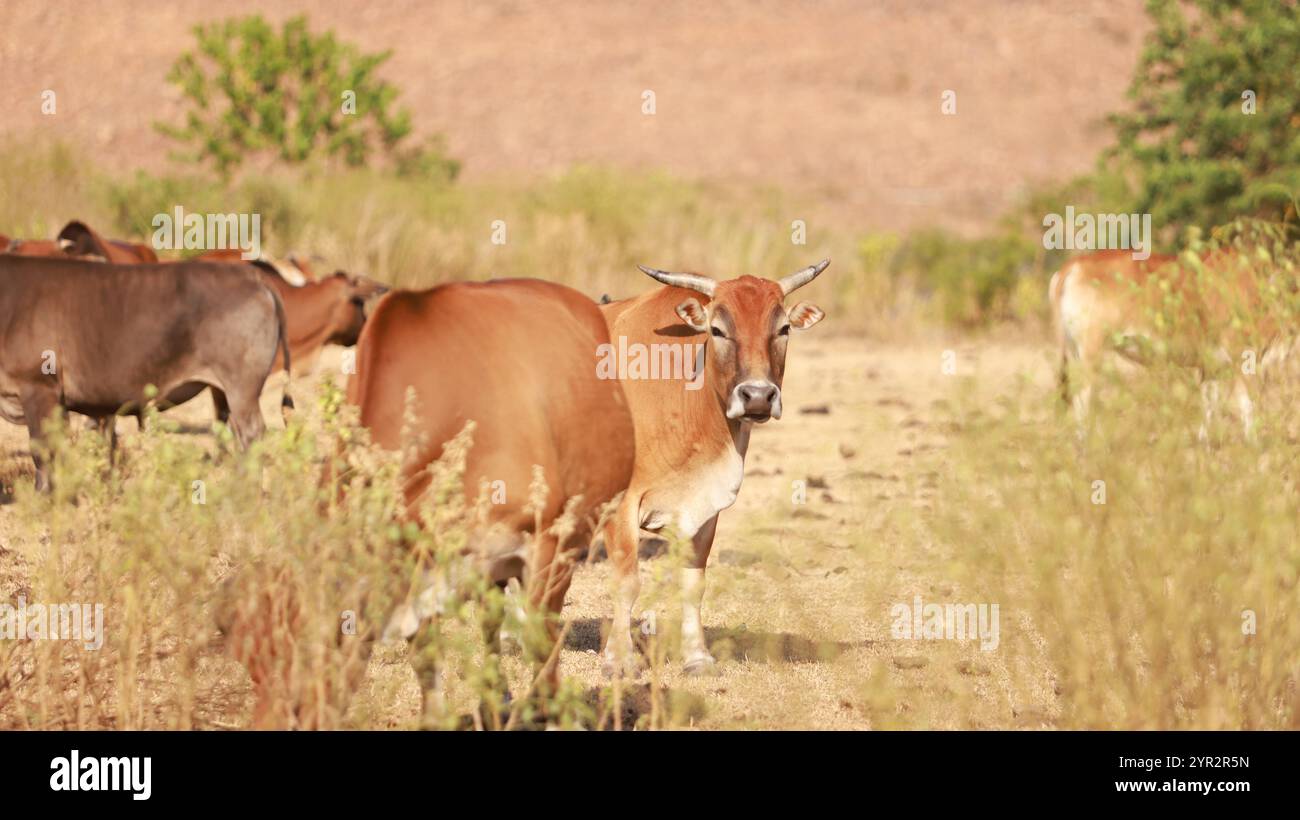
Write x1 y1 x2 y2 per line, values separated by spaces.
1108 0 1300 240
888 228 1038 326
157 15 447 177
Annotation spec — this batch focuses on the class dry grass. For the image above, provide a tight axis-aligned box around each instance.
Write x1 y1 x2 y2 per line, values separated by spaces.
0 138 932 337
2 323 1297 728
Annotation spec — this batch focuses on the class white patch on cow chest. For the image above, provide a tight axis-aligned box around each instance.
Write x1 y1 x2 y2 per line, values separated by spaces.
642 447 746 539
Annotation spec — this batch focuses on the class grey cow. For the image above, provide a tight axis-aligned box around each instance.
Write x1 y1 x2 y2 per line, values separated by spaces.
0 256 292 490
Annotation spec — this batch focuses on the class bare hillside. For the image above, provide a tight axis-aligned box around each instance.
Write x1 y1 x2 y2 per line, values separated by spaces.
0 0 1149 232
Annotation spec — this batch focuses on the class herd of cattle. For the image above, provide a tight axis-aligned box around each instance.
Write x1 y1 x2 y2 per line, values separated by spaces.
1 216 1280 725
0 220 387 487
0 218 834 723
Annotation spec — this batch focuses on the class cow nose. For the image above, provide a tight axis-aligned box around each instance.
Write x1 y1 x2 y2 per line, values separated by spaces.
739 383 777 407
727 380 782 422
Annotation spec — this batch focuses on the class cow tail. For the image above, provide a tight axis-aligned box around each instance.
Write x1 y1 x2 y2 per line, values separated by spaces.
271 288 295 418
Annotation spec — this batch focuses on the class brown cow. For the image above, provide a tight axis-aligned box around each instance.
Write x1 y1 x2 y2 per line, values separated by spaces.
190 250 385 369
0 255 292 489
1049 248 1278 439
257 269 389 372
598 260 828 675
195 249 316 285
347 278 635 722
5 220 158 263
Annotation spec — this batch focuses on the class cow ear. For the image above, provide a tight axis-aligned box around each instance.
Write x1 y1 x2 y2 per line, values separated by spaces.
788 301 825 330
57 220 112 261
676 298 709 332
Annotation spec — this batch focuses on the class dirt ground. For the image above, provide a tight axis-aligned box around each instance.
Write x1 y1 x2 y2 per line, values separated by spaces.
549 334 1058 729
0 335 1060 729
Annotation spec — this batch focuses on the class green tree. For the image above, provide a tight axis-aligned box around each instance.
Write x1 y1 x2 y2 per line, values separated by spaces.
1109 0 1300 239
158 15 447 177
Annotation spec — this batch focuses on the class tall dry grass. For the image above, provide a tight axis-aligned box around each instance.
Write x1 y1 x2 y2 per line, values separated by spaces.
0 137 930 336
928 224 1300 728
0 381 714 730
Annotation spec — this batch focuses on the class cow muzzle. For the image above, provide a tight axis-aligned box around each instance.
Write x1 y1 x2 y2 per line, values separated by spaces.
727 380 782 423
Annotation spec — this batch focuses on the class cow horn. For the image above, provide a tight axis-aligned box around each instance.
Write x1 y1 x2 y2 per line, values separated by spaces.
637 265 717 297
778 258 831 296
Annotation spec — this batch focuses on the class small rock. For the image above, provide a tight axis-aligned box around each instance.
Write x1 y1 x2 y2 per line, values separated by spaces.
956 660 991 676
838 443 857 459
876 397 912 409
1013 707 1054 727
806 475 829 489
800 403 831 415
791 508 829 520
893 655 929 670
718 549 761 567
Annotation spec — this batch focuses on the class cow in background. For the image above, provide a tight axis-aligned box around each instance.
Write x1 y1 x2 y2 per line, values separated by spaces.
4 220 158 263
0 255 292 490
1050 247 1279 440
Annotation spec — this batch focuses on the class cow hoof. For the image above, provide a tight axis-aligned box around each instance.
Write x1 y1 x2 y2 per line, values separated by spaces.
499 633 522 656
600 651 644 680
683 655 718 677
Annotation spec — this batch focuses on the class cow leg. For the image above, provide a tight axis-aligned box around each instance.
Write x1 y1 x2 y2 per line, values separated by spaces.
496 577 527 655
1232 375 1255 442
391 566 454 729
1063 329 1098 437
1198 377 1221 444
1070 365 1093 432
97 416 118 468
521 533 573 721
20 385 61 492
410 617 447 729
222 387 265 450
476 585 512 730
1058 351 1071 407
601 494 644 678
211 388 231 425
682 514 719 675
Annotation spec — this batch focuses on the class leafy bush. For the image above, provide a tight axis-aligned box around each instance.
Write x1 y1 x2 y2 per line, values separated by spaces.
888 228 1039 327
1109 0 1300 239
157 15 453 178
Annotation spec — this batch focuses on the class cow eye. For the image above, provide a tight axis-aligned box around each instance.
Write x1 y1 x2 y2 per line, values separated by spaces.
778 324 791 337
711 326 728 339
